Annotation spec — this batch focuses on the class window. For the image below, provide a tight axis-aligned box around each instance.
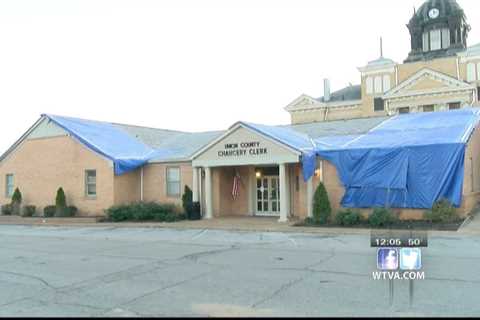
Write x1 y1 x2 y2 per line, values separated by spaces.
422 105 434 112
399 107 410 114
430 29 441 51
478 87 480 102
5 174 13 198
423 32 429 52
374 98 385 112
442 28 450 49
366 77 373 94
367 75 391 95
382 75 391 93
449 102 461 110
166 167 181 197
467 63 476 82
374 76 382 94
85 170 96 197
295 175 299 192
423 29 451 52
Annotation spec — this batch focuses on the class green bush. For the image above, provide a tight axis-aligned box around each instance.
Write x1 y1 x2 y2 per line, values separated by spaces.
55 206 78 218
335 209 363 226
182 185 193 216
10 188 22 215
11 188 22 204
22 205 36 217
368 208 398 227
424 199 458 223
312 182 331 224
44 205 56 218
1 204 13 216
55 187 67 213
105 202 185 222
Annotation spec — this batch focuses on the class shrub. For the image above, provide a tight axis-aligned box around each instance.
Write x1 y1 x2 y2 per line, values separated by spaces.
11 188 22 204
22 205 36 217
182 185 193 216
55 187 67 210
105 202 185 222
11 188 22 215
43 205 56 218
368 208 398 227
1 204 13 216
55 206 78 217
424 199 458 223
312 182 331 224
55 187 67 217
335 209 362 226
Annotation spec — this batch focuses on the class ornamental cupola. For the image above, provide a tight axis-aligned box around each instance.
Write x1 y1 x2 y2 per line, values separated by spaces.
405 0 470 63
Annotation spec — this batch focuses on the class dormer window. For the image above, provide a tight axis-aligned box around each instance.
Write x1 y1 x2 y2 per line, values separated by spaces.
422 28 450 52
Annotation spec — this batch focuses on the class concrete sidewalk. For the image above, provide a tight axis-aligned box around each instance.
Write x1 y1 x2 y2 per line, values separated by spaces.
0 215 465 236
0 215 371 235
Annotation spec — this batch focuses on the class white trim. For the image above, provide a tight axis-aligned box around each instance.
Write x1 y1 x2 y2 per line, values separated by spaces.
460 55 480 63
0 116 45 163
190 122 302 161
457 56 461 80
288 100 362 113
148 158 192 164
165 166 181 198
384 68 474 99
285 94 319 112
358 66 396 76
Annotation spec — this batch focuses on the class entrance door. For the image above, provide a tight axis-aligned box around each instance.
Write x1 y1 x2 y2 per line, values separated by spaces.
256 176 280 216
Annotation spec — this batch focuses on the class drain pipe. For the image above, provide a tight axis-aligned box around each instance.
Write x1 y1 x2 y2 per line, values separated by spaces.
140 166 144 201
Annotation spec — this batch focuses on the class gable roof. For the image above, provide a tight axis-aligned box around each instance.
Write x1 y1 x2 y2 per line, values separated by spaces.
43 114 169 175
384 68 474 99
0 114 223 174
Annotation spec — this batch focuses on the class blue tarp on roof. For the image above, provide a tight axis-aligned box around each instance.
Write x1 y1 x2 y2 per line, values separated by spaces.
302 108 480 209
43 114 175 175
240 121 314 152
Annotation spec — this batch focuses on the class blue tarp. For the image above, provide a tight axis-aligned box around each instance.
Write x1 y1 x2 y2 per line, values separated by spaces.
43 114 175 175
240 122 314 152
302 108 480 209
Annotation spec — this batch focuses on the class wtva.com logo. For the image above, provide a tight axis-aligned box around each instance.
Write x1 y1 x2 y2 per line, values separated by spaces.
373 248 425 280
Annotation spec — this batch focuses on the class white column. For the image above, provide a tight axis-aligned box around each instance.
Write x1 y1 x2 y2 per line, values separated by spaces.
279 163 288 223
192 167 199 202
248 166 255 216
205 167 213 219
307 176 313 218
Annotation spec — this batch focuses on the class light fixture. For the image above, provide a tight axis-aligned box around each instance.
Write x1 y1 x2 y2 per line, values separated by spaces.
256 171 262 178
314 168 321 177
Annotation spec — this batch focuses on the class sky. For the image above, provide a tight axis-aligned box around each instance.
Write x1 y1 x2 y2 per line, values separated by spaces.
0 0 479 154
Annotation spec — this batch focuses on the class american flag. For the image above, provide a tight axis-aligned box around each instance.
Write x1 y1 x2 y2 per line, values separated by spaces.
232 172 241 200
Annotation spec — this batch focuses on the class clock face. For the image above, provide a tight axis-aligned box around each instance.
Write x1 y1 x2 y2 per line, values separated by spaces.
429 8 440 19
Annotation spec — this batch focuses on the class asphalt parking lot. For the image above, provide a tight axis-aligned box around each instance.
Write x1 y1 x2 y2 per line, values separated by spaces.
1 225 480 317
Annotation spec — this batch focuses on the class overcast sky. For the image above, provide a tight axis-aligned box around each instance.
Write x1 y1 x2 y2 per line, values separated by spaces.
0 0 479 154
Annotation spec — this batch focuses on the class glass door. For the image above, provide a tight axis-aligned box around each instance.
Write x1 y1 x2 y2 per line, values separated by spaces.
256 176 280 216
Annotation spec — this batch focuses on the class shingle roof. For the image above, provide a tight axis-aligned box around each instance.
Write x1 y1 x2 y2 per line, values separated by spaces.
107 123 223 162
147 130 224 162
316 85 362 103
285 116 389 139
31 114 393 166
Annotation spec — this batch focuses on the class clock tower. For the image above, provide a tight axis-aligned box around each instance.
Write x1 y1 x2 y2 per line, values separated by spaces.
405 0 470 63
